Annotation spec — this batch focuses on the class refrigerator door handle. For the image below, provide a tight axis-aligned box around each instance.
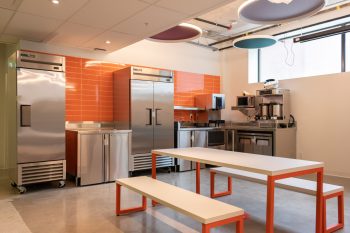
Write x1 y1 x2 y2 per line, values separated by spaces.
146 108 153 126
155 108 162 126
104 134 110 182
20 105 31 127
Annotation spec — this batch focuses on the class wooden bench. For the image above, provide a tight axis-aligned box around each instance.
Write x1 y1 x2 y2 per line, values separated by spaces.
116 176 245 233
210 167 344 233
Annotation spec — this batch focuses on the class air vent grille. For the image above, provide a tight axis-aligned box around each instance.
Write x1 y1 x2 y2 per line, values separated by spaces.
19 160 66 185
132 154 174 171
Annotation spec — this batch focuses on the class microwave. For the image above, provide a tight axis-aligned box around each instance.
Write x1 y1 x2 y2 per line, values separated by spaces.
236 96 255 108
195 94 225 110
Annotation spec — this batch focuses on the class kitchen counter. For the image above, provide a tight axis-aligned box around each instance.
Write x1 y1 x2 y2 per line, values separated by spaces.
178 127 217 131
67 129 132 134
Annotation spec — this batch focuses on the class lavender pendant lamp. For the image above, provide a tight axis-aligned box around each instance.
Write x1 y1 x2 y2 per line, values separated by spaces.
238 0 326 25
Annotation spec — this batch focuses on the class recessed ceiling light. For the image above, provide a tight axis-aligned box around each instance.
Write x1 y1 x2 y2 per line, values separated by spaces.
51 0 60 5
105 40 111 44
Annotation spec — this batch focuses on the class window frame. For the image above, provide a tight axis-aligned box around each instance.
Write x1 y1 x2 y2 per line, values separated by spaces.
252 14 350 83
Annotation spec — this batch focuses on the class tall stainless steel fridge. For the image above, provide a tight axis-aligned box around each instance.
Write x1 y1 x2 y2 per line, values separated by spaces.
9 51 66 193
114 66 174 174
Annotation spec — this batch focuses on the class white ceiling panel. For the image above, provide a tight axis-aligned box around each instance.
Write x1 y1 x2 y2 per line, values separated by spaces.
0 8 14 33
156 0 232 16
5 12 62 41
112 5 185 37
70 0 149 29
17 0 89 20
83 31 139 51
0 0 22 10
49 22 103 47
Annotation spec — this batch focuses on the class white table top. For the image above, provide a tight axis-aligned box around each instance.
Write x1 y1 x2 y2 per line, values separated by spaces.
152 147 324 176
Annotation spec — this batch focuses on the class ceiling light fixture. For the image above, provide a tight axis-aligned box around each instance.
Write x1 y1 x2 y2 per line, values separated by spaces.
233 35 277 49
238 0 325 25
105 40 111 44
149 23 202 43
51 0 60 5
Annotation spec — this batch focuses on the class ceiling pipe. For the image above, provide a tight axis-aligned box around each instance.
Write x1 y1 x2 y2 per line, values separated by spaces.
186 41 219 51
194 18 232 30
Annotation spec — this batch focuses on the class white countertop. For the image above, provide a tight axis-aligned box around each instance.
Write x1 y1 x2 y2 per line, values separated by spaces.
152 147 323 176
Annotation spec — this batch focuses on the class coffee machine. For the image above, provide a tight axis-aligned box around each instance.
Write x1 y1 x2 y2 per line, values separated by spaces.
255 88 291 123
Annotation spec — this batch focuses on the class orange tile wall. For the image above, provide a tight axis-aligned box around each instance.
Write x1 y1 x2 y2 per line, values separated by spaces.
174 71 221 122
65 56 126 121
65 55 220 122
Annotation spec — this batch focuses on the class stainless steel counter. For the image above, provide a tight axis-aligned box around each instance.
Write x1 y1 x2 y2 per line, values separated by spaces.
68 129 132 134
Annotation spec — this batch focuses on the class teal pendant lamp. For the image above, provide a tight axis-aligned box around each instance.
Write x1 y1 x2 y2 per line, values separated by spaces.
233 35 277 49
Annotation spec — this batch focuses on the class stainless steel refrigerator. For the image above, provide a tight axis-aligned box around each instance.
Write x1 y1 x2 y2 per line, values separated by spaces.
114 66 174 174
9 51 66 193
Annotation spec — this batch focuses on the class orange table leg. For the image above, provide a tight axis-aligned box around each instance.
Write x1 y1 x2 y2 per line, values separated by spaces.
210 171 232 198
116 183 147 215
196 162 201 194
202 215 245 233
316 169 324 233
152 153 158 206
266 175 275 233
323 191 344 233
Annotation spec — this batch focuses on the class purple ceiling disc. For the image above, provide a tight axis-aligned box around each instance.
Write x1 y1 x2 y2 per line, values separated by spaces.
150 23 202 42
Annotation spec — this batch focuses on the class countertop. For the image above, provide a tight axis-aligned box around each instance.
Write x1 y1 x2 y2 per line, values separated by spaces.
66 129 132 134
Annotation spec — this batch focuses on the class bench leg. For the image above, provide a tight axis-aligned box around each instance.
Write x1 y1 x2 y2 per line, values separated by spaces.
323 191 344 233
210 171 232 198
202 215 245 233
116 183 147 215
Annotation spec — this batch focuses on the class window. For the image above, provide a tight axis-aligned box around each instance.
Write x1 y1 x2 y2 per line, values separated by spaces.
346 33 350 72
249 15 350 83
259 35 342 82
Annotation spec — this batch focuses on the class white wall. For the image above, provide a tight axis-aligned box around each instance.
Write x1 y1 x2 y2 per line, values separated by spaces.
220 47 350 178
20 39 220 76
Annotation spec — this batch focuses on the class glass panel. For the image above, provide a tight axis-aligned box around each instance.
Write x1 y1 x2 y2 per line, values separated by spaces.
346 33 350 72
259 35 342 82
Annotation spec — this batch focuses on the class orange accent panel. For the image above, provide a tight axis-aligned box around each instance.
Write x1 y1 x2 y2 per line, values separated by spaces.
174 71 221 122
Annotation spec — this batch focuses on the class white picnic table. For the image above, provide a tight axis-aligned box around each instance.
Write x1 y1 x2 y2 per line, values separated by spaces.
151 147 324 233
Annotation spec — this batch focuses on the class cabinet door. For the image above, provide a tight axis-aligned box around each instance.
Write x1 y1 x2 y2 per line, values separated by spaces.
131 80 154 154
79 134 104 185
193 130 208 147
109 133 130 181
153 81 174 150
177 131 192 171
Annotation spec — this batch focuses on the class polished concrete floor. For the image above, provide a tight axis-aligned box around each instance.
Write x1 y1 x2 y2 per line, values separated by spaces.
0 169 349 233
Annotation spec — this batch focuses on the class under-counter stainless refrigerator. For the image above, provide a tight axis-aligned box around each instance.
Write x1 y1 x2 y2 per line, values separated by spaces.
9 51 66 193
114 66 174 174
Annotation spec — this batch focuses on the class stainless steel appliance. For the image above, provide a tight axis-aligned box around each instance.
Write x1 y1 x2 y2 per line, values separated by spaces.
269 103 283 119
114 66 174 173
9 51 66 193
236 131 273 156
175 128 208 171
236 96 255 108
259 103 270 120
76 130 131 186
256 88 290 123
195 93 225 110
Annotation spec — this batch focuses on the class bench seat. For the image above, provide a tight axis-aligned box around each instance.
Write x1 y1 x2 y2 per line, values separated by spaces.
210 167 345 233
116 176 245 233
212 167 344 196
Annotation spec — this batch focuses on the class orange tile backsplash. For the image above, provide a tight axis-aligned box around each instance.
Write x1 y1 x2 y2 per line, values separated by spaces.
174 71 221 122
64 55 220 122
65 56 126 122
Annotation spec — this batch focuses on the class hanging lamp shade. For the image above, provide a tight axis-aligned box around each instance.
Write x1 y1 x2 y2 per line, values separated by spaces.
238 0 325 25
149 23 202 43
233 35 277 49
